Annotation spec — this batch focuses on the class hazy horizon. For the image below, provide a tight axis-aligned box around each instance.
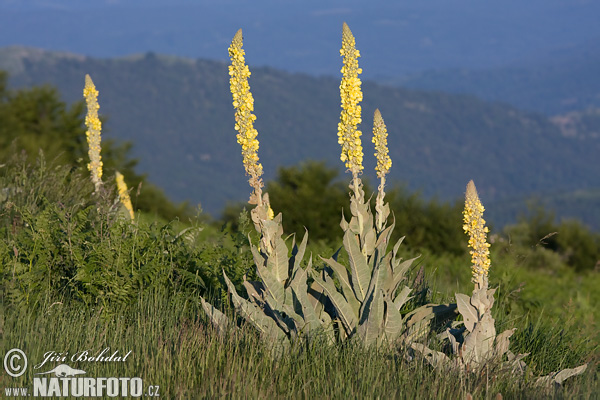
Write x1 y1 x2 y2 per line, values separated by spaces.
1 0 599 79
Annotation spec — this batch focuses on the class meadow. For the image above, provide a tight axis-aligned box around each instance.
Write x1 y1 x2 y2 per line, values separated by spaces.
1 23 599 398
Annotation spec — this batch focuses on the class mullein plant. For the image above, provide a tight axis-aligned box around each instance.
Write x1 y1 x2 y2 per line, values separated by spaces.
373 109 391 232
310 23 456 346
115 171 135 220
83 74 103 193
200 29 334 349
411 181 586 385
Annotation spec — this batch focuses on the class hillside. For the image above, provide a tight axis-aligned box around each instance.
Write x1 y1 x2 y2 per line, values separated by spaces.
1 47 599 228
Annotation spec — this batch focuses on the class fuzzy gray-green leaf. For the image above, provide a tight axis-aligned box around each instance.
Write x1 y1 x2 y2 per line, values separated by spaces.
290 229 308 274
391 257 417 294
255 258 285 307
495 328 515 358
242 280 264 305
362 227 377 257
200 296 231 335
462 313 496 366
267 236 290 284
357 288 384 346
456 293 479 332
383 298 403 343
411 343 450 369
222 272 286 341
392 236 405 260
536 364 588 386
320 255 353 298
344 229 370 302
393 286 412 311
314 274 358 336
375 221 394 243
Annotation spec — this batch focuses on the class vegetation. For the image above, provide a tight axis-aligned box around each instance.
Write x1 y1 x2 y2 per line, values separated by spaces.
2 292 597 398
0 70 189 221
3 47 600 226
0 23 598 399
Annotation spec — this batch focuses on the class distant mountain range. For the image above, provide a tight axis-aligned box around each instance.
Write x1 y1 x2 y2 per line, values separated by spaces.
391 40 600 115
1 47 599 229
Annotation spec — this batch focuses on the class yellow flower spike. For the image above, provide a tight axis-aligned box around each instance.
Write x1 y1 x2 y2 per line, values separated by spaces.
338 22 364 178
463 180 491 290
229 29 264 205
372 109 391 179
84 74 103 192
373 109 392 231
115 171 135 220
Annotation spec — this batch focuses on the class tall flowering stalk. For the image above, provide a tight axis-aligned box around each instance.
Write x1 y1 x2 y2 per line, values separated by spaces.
463 180 491 290
83 74 103 193
413 179 588 380
338 22 364 186
200 29 331 350
115 171 134 220
228 28 264 207
372 109 391 232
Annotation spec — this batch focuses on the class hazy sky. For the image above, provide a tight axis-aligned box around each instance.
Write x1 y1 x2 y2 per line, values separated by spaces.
1 0 599 77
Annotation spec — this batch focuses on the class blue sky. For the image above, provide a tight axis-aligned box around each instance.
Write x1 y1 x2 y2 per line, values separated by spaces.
1 0 599 78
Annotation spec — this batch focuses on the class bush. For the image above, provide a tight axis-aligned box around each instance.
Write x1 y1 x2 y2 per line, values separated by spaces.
0 152 251 312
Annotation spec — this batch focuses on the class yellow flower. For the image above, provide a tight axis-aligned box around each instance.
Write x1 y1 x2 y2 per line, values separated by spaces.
115 171 135 220
83 74 103 192
463 180 491 289
229 29 263 196
372 109 391 178
338 22 364 177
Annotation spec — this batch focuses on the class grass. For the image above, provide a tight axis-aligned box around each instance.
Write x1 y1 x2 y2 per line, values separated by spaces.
1 290 598 399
